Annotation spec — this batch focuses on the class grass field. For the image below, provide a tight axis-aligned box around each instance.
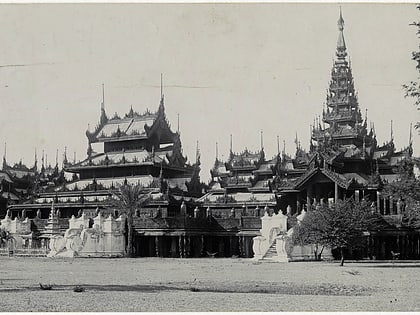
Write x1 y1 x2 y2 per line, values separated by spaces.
0 257 419 312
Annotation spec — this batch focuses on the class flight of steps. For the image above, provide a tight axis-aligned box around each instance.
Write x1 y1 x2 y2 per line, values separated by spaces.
261 242 277 261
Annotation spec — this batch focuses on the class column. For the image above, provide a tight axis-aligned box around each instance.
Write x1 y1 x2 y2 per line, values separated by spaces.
376 191 381 213
186 236 191 257
355 190 360 201
178 236 183 258
307 186 313 210
389 196 394 215
239 235 243 257
200 235 205 257
334 182 339 204
171 237 177 258
155 236 159 257
183 235 187 258
397 199 402 215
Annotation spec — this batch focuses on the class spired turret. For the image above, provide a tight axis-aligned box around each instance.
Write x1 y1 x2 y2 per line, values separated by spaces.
311 10 370 150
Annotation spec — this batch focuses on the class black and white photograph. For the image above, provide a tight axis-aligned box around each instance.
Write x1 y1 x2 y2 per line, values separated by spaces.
0 1 419 312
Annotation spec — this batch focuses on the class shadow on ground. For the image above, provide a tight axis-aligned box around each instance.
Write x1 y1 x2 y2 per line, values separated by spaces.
0 283 372 296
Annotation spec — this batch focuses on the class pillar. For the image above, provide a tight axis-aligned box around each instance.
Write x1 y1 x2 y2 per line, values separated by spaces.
183 235 188 258
389 197 393 215
155 236 159 257
397 199 402 215
200 235 205 257
376 191 381 213
171 237 177 257
355 190 360 201
178 236 183 258
307 186 313 210
334 182 339 204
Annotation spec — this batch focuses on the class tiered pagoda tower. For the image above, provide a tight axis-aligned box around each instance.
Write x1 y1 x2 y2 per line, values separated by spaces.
273 11 413 220
312 10 371 151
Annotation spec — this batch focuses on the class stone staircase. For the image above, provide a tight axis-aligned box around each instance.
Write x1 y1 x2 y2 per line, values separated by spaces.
261 241 277 261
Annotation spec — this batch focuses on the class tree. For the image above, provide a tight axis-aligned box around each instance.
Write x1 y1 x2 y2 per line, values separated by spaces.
109 184 151 258
292 199 381 266
403 4 420 132
383 157 420 227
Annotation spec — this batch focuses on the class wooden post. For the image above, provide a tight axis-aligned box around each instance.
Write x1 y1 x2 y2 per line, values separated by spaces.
334 182 339 204
200 235 204 257
183 235 187 258
178 236 183 258
155 236 159 257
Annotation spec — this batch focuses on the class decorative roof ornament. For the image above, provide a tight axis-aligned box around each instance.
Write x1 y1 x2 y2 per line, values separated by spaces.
336 8 347 58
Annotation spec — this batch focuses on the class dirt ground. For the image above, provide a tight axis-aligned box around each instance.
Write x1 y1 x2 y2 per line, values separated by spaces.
0 257 419 312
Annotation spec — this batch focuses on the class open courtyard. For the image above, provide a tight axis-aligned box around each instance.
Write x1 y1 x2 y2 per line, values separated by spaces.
0 257 419 312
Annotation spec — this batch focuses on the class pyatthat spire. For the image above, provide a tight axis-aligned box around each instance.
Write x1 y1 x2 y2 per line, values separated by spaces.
100 83 108 125
158 73 165 113
2 142 7 170
33 148 38 172
336 8 347 58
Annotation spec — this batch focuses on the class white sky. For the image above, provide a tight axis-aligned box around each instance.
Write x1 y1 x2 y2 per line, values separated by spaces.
0 3 418 182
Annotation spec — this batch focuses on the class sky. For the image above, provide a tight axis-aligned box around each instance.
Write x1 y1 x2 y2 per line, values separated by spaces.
0 3 418 182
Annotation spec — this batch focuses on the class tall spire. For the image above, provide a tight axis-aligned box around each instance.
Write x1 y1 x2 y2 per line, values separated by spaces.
230 134 233 153
2 142 6 169
63 146 68 166
260 130 264 151
277 136 280 155
215 142 219 160
160 73 163 100
101 83 105 111
33 148 38 172
99 83 107 125
159 73 165 110
336 7 347 58
409 122 413 146
390 120 394 142
195 140 200 165
177 113 180 133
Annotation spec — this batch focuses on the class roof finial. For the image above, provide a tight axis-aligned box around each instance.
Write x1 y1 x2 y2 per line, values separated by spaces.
409 122 413 146
277 136 280 155
230 134 233 153
55 148 58 166
283 140 286 156
391 120 394 142
196 140 200 164
336 7 347 55
338 6 344 31
177 113 180 133
3 142 6 162
216 142 219 160
63 146 67 166
34 148 37 170
160 73 163 100
101 83 105 111
260 130 264 150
